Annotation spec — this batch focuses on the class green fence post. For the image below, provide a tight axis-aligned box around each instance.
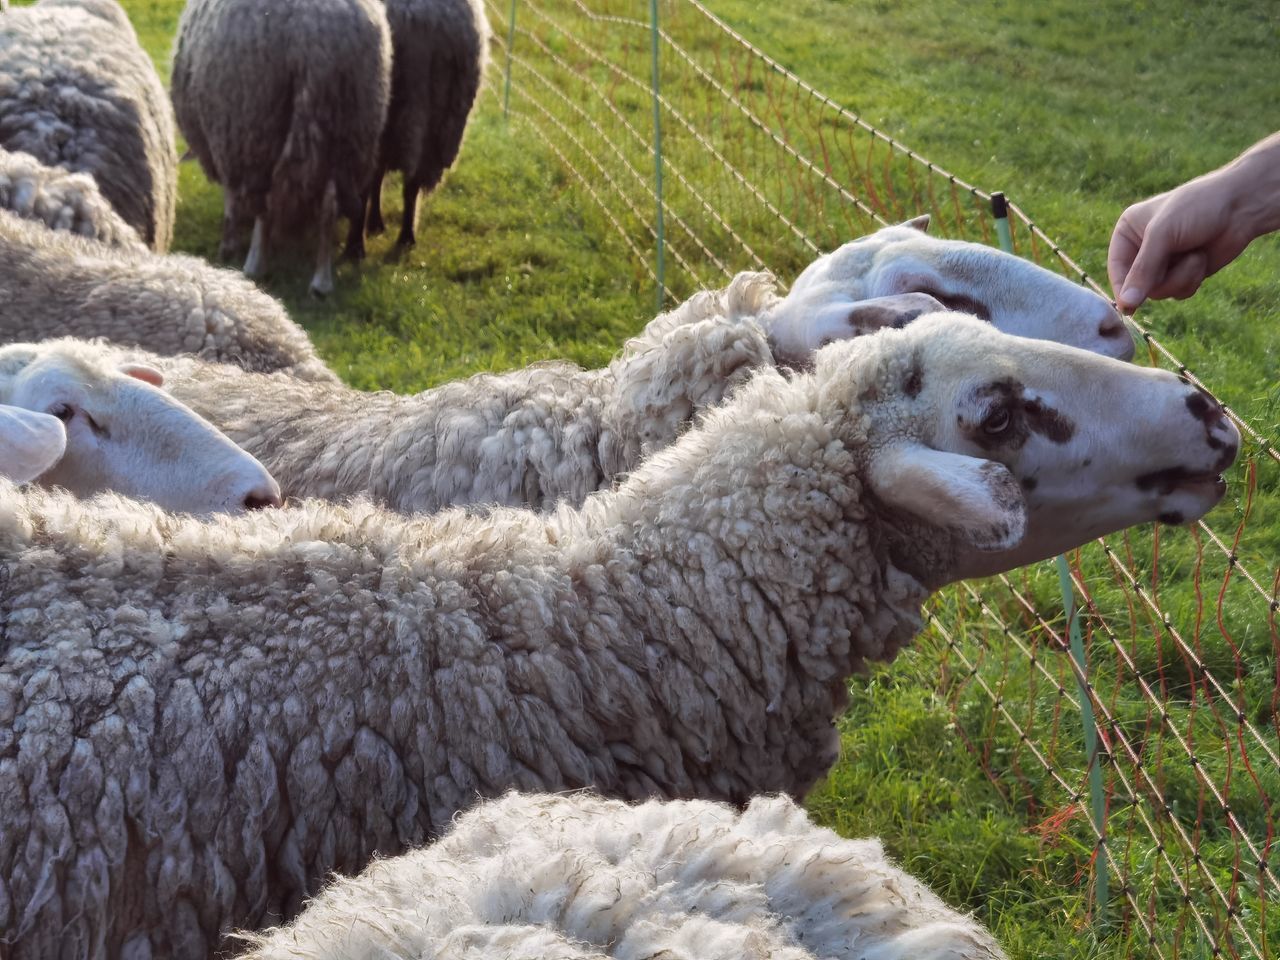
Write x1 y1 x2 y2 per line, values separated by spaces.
502 0 518 120
649 0 666 310
991 191 1110 925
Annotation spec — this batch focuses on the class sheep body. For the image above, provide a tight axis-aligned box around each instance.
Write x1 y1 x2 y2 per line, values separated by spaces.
366 0 491 247
0 146 145 249
0 210 338 381
0 0 178 250
237 792 1005 960
172 0 392 294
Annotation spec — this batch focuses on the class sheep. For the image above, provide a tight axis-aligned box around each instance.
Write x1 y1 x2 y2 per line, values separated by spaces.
112 221 1134 513
0 404 64 482
363 0 491 249
0 210 339 381
0 146 145 250
0 0 178 251
0 315 1238 957
172 0 393 296
236 792 1006 960
0 337 282 512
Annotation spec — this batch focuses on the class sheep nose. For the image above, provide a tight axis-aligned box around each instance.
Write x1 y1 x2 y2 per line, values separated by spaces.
1185 387 1239 469
1098 307 1135 360
243 479 283 511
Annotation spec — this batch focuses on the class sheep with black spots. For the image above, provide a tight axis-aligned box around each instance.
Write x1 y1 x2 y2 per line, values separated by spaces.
0 315 1236 957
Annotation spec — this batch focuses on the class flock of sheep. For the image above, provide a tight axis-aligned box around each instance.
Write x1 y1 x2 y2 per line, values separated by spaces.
0 1 1245 958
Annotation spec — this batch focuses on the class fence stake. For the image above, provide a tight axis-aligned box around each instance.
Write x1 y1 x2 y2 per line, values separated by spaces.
991 191 1110 925
502 0 518 119
649 0 666 310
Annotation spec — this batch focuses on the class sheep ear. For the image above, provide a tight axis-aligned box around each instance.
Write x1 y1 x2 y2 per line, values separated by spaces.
844 292 946 332
900 214 931 233
119 363 164 387
0 406 66 483
867 443 1025 550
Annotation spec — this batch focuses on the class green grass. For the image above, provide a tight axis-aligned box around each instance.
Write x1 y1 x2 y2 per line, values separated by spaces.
71 0 1280 956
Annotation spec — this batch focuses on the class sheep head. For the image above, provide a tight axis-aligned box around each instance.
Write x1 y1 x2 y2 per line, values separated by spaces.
767 219 1135 365
815 314 1237 585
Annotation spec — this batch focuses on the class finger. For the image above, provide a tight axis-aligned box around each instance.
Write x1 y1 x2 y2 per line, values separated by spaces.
1107 225 1141 302
1117 222 1177 312
1147 249 1208 301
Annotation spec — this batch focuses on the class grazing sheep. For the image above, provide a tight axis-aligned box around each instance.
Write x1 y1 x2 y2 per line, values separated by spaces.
0 0 178 250
0 338 281 512
0 404 64 482
172 0 393 296
122 223 1133 512
0 210 338 381
0 316 1238 957
364 0 491 249
0 146 145 249
237 792 1006 960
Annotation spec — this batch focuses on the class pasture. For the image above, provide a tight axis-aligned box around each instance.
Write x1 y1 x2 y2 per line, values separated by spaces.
54 0 1280 955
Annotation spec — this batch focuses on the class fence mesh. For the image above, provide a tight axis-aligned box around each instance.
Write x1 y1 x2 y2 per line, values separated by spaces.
483 0 1278 955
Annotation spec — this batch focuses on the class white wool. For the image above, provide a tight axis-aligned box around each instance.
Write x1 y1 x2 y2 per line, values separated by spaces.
237 793 1006 960
0 146 144 249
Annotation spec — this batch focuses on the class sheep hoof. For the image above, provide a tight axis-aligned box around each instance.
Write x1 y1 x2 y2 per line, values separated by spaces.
367 218 386 237
308 280 333 300
395 233 416 250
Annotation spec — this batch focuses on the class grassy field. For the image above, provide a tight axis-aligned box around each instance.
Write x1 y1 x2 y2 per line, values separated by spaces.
62 0 1280 956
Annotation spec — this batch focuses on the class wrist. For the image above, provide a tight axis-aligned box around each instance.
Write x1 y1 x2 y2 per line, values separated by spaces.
1221 138 1280 237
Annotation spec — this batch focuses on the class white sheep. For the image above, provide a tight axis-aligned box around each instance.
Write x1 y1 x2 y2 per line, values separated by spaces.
172 0 393 295
120 221 1134 513
0 338 281 512
0 146 145 249
0 0 178 251
0 404 64 482
0 316 1237 957
236 792 1005 960
0 209 338 381
363 0 491 249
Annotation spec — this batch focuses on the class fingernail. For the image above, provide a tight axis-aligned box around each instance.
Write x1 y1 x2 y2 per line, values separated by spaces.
1119 286 1144 308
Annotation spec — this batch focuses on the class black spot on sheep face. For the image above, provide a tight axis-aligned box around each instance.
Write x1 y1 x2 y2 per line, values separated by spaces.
956 378 1077 453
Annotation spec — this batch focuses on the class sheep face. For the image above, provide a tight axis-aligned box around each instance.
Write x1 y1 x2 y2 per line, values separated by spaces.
769 218 1135 364
818 314 1237 584
0 341 282 513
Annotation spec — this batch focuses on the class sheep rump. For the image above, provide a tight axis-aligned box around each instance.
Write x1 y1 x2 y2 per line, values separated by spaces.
0 209 338 381
0 146 145 250
0 0 178 250
238 792 1006 960
365 0 491 247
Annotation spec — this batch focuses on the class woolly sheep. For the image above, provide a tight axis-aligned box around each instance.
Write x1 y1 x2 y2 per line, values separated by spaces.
0 337 282 511
237 792 1006 960
0 316 1238 956
363 0 491 249
0 0 178 250
0 146 145 249
0 210 338 381
172 0 393 296
0 404 64 482
122 221 1135 512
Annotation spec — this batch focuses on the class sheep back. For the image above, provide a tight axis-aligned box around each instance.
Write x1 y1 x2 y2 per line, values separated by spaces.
0 210 338 381
0 0 178 250
172 0 392 230
380 0 490 191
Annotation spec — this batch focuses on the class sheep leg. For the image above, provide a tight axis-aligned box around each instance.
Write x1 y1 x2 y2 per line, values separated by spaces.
342 207 367 263
243 217 268 279
365 167 387 236
395 179 420 249
309 181 338 299
219 193 247 262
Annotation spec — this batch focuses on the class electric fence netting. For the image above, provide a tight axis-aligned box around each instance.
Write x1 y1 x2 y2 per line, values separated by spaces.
483 0 1279 955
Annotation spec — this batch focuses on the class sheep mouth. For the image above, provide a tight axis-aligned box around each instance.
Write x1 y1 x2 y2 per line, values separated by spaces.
1135 466 1227 497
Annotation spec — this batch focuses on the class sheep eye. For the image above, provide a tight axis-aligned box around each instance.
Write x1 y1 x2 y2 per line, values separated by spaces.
50 403 74 423
85 413 107 437
981 408 1012 436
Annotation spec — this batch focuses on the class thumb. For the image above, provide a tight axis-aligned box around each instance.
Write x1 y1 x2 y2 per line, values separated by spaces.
1117 227 1174 312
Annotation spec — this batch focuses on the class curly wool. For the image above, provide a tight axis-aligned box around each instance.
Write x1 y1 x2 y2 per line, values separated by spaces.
237 793 1005 960
0 330 938 957
0 0 178 250
0 209 337 381
107 271 782 511
0 146 144 249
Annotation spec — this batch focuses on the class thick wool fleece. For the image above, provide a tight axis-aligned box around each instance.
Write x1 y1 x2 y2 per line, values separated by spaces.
0 210 337 381
0 146 144 250
172 0 391 237
0 335 935 957
0 0 178 250
110 272 781 511
238 793 1006 960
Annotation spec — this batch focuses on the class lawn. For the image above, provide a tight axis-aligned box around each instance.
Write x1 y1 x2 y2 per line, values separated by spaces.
59 0 1280 956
